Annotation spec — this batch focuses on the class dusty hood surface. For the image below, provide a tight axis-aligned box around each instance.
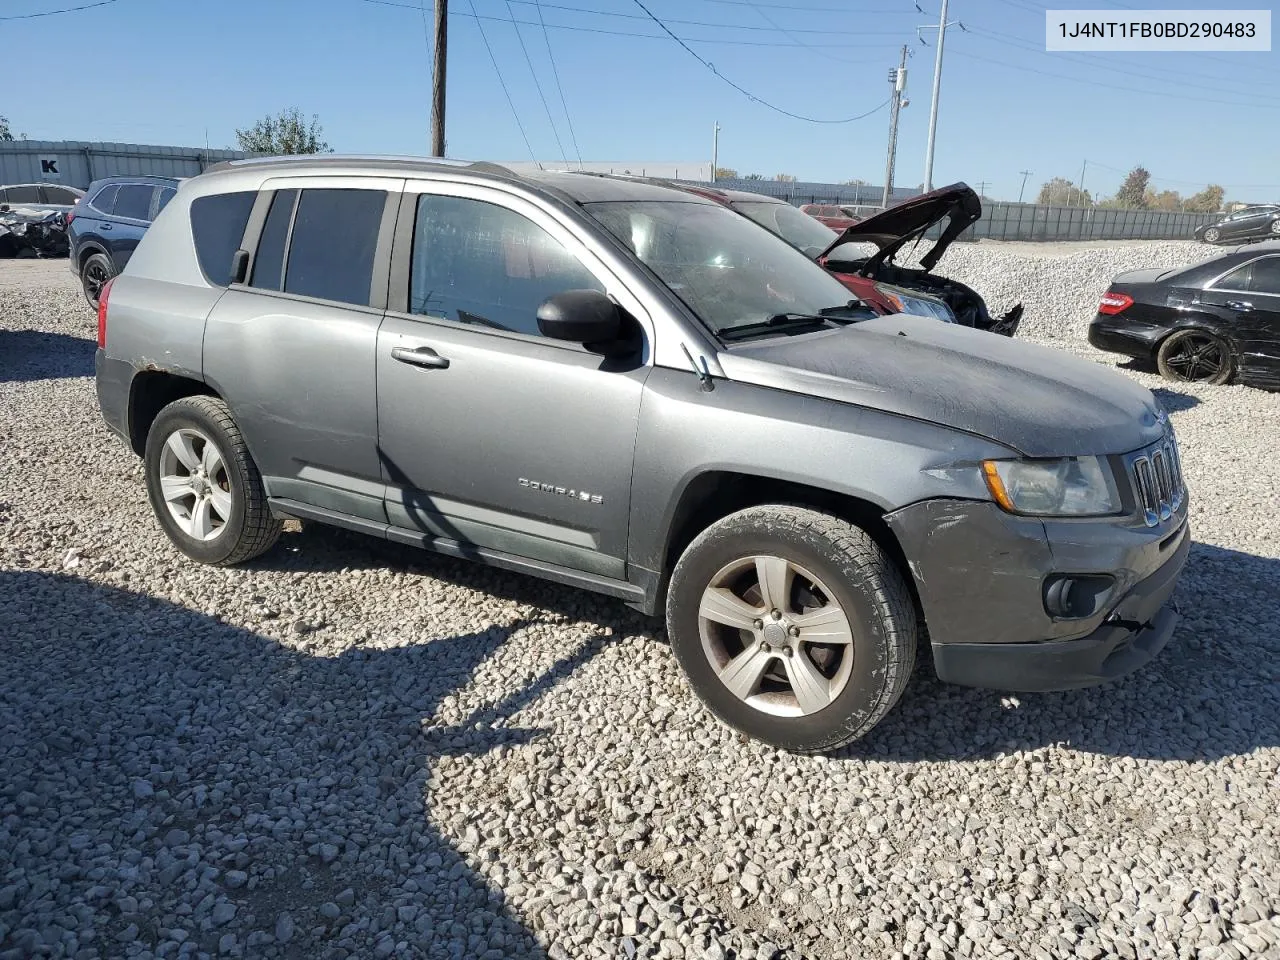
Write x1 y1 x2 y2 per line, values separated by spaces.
818 182 981 272
717 315 1168 457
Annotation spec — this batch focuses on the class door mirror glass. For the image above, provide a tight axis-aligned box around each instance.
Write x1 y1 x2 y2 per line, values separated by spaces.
536 289 621 344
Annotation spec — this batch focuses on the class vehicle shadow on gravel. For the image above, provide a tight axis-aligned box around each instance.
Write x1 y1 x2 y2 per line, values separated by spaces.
0 328 96 383
0 569 604 959
1149 386 1201 412
848 541 1280 764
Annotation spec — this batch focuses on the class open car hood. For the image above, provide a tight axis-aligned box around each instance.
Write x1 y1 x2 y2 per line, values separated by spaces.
817 182 981 273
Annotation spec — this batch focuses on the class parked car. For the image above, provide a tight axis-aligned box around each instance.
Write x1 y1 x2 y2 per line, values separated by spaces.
663 180 1020 335
68 176 180 308
1194 205 1280 245
96 156 1187 752
1089 241 1280 389
800 203 861 230
0 182 84 212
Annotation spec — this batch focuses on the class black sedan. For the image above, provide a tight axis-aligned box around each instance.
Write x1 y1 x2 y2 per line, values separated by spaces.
1089 241 1280 389
1194 205 1280 245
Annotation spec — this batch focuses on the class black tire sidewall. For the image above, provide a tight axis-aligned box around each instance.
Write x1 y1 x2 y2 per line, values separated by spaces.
82 253 114 309
1158 329 1233 385
144 402 250 565
667 518 902 752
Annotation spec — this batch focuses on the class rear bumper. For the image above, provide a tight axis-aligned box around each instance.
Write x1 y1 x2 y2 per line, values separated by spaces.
95 349 131 444
931 531 1188 691
1088 317 1163 358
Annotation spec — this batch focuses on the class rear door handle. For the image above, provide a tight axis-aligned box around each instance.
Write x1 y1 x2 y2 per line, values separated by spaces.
1225 300 1254 312
391 345 450 370
100 223 112 231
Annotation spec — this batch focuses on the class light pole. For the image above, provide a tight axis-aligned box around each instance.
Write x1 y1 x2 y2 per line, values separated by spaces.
882 45 909 209
919 0 964 193
712 122 720 183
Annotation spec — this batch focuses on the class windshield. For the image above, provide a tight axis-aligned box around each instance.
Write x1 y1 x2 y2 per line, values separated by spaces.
587 200 864 337
731 200 839 258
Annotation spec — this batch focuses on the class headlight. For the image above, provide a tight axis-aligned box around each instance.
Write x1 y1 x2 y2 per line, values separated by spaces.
981 457 1120 516
875 284 957 324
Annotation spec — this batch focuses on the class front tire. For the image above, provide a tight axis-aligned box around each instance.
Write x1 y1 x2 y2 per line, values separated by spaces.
665 505 917 753
1157 329 1233 385
144 396 282 565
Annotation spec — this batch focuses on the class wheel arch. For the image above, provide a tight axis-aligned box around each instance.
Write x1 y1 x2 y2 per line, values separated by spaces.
127 371 220 456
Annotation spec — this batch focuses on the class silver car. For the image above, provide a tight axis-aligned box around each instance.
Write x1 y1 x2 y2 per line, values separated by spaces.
94 156 1189 752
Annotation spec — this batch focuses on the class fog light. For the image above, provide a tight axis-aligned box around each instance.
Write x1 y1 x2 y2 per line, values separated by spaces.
1043 574 1116 619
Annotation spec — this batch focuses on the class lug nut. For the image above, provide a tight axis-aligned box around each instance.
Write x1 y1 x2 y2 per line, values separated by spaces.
783 646 794 657
771 609 782 620
788 626 800 637
753 619 763 630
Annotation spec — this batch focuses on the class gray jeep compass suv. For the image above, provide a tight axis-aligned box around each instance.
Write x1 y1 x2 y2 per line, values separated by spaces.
94 156 1190 752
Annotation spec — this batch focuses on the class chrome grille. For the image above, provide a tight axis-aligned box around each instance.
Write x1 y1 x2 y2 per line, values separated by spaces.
1127 433 1185 527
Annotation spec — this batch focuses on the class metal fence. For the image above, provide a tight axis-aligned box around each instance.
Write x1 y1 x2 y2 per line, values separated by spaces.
0 140 251 190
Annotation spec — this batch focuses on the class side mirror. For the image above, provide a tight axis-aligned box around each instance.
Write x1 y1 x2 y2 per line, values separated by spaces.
536 289 621 344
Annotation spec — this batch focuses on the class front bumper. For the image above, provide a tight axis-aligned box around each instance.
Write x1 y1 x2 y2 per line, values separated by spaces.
885 498 1190 692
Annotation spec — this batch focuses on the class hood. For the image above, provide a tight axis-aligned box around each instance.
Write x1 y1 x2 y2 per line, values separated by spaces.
818 182 981 273
716 315 1167 457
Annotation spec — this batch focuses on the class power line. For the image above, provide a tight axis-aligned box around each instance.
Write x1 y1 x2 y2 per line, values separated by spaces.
503 0 570 166
503 0 909 36
629 0 893 123
737 0 865 66
697 0 908 11
0 0 120 19
465 0 539 164
532 0 585 169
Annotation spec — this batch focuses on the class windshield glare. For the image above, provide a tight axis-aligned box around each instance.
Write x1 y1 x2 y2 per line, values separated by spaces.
586 200 859 336
731 200 839 258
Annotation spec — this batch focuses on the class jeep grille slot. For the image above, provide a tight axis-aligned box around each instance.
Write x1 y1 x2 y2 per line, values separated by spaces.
1127 435 1185 527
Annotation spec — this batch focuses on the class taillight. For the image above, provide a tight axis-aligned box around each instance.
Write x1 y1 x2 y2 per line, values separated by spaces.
65 209 75 227
97 278 114 349
1098 292 1133 315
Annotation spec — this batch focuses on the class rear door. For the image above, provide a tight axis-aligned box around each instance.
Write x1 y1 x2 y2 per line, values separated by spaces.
105 183 157 269
203 176 403 521
375 181 652 578
1196 256 1280 386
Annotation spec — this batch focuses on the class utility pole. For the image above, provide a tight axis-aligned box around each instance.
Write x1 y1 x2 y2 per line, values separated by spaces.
881 45 909 209
975 180 989 199
1076 158 1088 207
1018 169 1032 203
919 0 963 193
430 0 447 157
712 122 720 183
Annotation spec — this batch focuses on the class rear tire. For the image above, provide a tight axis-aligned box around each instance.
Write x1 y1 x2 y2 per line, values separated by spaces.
81 253 114 310
1202 227 1221 244
144 396 282 565
665 505 917 753
1157 329 1233 385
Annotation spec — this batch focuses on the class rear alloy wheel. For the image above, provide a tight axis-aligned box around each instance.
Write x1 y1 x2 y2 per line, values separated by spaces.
1157 329 1233 385
81 253 114 310
666 505 917 753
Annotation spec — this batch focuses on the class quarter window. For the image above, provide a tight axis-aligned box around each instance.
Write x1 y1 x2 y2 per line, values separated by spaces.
155 187 176 215
91 185 118 214
115 184 155 221
190 191 256 287
283 188 385 307
1250 257 1280 296
409 194 603 336
1213 264 1252 291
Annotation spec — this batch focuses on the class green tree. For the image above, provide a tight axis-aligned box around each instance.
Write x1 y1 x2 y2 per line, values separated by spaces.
1114 165 1151 209
714 167 738 179
235 108 332 155
1036 177 1092 207
1185 184 1225 213
841 178 868 186
775 173 797 182
1145 189 1183 211
743 173 764 181
0 116 11 141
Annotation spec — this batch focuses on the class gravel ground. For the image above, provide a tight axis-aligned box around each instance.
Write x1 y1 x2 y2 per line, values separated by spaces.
1 246 1278 960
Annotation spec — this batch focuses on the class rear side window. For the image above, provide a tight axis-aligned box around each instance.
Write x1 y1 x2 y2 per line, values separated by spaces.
250 189 298 291
283 188 385 306
90 185 118 214
115 184 155 221
5 185 40 203
1213 264 1252 291
190 191 256 287
1250 257 1280 296
44 186 80 204
155 187 176 215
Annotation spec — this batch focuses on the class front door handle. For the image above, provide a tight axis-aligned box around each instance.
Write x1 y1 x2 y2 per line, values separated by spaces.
100 223 112 231
391 345 450 370
1225 300 1254 312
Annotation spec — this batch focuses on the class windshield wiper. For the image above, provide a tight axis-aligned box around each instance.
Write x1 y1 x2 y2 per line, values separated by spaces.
719 313 834 342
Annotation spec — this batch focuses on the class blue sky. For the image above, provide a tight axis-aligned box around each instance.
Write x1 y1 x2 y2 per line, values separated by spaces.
5 0 1279 202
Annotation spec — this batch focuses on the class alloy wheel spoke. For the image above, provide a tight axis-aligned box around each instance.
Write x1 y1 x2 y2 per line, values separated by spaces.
189 496 214 539
791 604 854 645
784 651 832 715
754 555 792 613
699 586 763 630
159 475 194 503
201 441 222 477
718 646 774 701
208 484 232 521
166 432 200 471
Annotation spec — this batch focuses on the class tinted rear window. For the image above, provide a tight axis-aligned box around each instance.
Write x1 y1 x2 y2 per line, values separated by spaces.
190 191 256 287
283 189 385 306
115 184 155 221
250 189 298 291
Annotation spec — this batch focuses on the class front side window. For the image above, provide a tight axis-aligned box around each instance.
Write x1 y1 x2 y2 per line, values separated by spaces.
1249 257 1280 296
409 194 603 336
588 199 861 337
733 200 838 258
190 191 256 287
283 188 385 306
114 184 155 221
4 185 40 203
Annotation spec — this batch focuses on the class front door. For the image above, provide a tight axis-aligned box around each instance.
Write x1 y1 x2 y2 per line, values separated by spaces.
376 184 652 580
